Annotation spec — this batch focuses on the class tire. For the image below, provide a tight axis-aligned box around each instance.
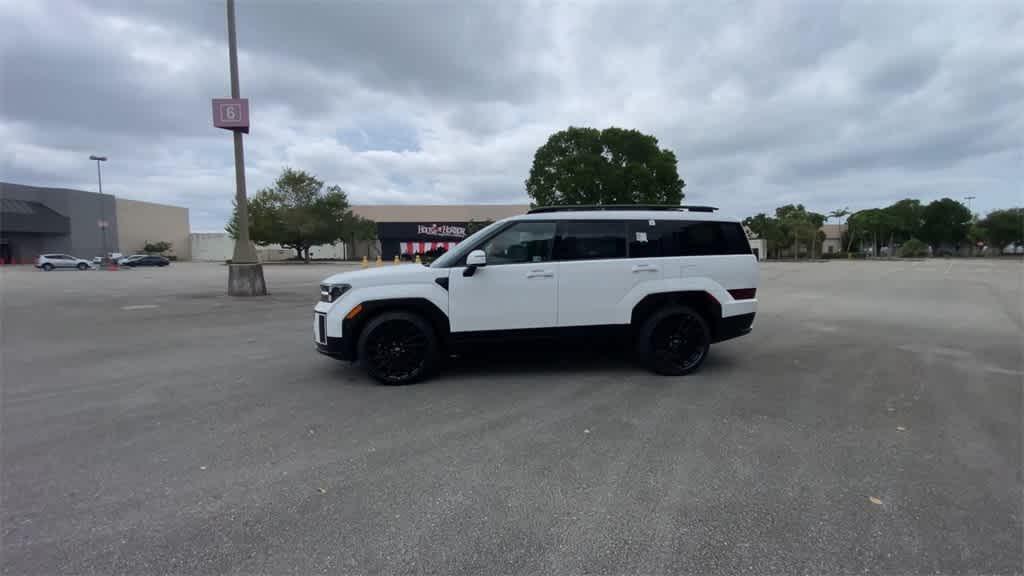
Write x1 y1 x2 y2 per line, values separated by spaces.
636 305 711 376
357 311 438 385
41 263 54 271
77 262 89 271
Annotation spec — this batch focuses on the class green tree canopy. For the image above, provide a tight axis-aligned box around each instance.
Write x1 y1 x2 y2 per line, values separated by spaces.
525 126 685 207
919 198 972 249
882 199 924 243
227 168 374 260
978 208 1023 248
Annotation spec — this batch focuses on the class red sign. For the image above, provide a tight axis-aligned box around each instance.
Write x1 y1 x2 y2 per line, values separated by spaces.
212 98 249 133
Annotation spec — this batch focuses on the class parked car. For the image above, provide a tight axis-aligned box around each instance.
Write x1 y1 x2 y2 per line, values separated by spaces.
313 205 759 384
36 254 93 271
116 254 146 265
121 255 170 267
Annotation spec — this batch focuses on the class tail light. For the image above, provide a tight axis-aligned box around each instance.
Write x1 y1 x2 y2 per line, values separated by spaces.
728 288 757 300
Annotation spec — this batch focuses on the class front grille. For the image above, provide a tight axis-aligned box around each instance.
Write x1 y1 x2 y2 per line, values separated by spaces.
317 313 326 345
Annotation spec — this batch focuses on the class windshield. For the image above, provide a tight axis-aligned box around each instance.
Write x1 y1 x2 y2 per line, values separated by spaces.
430 219 507 267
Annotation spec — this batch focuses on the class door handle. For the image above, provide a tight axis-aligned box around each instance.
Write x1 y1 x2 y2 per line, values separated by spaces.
631 264 659 273
527 270 554 278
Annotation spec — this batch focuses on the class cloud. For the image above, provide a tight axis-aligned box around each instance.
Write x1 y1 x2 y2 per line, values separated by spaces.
1 0 1022 231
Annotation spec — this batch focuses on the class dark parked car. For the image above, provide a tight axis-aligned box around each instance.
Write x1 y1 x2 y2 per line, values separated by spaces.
122 255 170 267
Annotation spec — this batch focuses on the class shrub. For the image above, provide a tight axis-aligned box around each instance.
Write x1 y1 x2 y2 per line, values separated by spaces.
900 238 929 258
144 241 172 254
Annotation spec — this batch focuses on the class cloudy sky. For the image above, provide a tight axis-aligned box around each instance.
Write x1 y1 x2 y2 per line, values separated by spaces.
2 0 1021 231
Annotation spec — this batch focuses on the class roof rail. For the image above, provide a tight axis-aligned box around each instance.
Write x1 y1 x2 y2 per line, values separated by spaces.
527 204 719 214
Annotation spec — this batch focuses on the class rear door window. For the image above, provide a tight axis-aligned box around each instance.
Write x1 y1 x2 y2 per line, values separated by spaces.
627 220 669 258
557 221 627 261
626 220 753 257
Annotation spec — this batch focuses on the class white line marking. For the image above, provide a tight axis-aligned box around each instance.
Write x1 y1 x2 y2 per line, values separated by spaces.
121 304 159 310
944 261 953 274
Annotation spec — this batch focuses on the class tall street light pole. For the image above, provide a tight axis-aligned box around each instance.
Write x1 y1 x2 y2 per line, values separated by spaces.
89 155 108 256
964 195 976 215
222 0 265 295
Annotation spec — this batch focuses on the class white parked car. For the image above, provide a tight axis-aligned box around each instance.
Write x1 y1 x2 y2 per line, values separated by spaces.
313 205 759 384
36 254 94 271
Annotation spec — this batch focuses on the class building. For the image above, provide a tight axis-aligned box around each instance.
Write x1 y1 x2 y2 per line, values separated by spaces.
350 204 529 260
821 223 846 255
0 182 190 263
189 233 348 262
116 198 191 260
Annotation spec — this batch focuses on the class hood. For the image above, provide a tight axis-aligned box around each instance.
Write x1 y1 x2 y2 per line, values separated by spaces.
321 264 438 288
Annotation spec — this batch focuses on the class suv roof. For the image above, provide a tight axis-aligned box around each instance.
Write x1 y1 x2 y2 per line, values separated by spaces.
514 207 739 223
528 204 718 214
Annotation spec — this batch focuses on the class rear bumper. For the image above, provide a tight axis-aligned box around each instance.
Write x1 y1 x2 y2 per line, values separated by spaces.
714 312 755 343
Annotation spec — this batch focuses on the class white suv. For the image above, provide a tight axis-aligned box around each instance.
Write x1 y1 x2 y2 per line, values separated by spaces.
36 254 94 271
314 205 759 384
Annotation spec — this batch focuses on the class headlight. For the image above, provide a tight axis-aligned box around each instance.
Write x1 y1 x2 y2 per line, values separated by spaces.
319 283 350 303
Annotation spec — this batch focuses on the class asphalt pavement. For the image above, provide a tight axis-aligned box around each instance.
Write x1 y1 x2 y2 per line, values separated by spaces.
2 260 1021 575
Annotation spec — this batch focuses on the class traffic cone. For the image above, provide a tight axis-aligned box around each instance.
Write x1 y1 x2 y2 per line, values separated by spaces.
361 256 368 268
375 255 382 266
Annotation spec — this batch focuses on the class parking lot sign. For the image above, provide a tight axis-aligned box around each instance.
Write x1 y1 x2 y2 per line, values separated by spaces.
212 98 249 133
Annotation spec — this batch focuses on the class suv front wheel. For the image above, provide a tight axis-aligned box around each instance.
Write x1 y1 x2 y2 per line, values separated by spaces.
637 305 711 376
357 311 438 385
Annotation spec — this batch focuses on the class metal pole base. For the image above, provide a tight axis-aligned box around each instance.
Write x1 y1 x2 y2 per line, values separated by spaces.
228 262 266 296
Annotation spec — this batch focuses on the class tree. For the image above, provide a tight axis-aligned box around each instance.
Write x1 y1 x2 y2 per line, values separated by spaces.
144 241 172 254
227 168 372 261
341 212 378 259
743 213 785 259
848 209 895 256
525 126 685 207
919 198 972 251
977 208 1024 250
465 219 494 236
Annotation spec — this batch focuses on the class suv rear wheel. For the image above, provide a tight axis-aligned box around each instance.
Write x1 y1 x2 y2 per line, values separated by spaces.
41 263 54 271
357 311 438 385
637 305 711 376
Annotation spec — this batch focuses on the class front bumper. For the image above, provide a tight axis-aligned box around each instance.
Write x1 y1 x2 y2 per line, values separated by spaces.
314 310 354 360
315 336 353 360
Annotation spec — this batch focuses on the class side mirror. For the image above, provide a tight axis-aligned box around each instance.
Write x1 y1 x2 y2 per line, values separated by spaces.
463 249 486 277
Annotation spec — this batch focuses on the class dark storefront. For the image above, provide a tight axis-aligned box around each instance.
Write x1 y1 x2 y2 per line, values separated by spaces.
0 198 71 263
377 222 470 260
0 182 119 264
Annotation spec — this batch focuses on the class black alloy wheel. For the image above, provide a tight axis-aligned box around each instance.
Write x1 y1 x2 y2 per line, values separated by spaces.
41 263 54 271
357 311 438 384
639 305 711 376
77 262 89 270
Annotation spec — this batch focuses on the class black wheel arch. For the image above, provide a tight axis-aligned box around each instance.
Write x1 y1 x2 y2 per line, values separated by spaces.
343 298 450 361
630 291 722 342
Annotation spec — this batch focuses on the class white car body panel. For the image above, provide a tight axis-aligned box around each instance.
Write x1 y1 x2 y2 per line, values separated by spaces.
557 258 661 326
449 262 558 332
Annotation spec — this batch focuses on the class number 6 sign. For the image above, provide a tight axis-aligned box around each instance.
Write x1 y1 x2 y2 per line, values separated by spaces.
212 98 249 133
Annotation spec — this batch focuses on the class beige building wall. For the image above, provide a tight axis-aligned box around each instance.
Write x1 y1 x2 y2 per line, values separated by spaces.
116 198 191 259
350 204 529 223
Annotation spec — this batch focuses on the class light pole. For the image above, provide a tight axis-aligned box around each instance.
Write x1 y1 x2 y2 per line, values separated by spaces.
89 155 108 256
221 0 265 295
964 195 976 215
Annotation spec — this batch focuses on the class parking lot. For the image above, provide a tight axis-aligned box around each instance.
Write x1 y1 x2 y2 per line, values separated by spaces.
2 259 1021 575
